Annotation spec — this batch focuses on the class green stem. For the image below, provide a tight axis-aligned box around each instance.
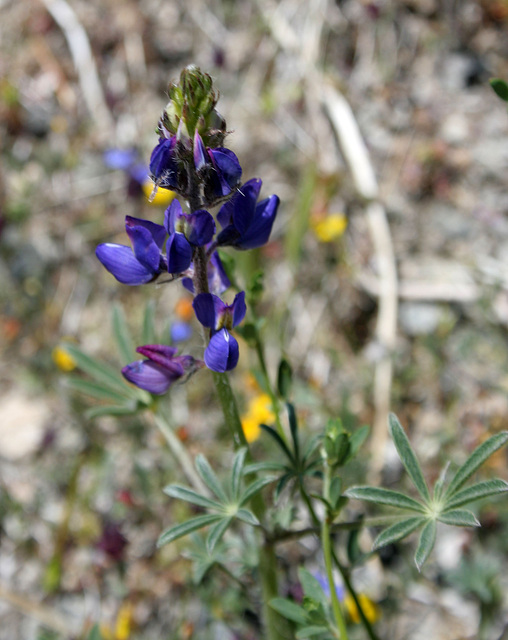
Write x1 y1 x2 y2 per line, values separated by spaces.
212 371 248 448
322 464 349 640
299 480 381 640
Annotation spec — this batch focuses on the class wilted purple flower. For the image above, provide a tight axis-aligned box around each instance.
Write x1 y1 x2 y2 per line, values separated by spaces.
182 249 231 296
194 131 242 201
192 291 246 372
217 178 279 250
122 344 203 395
164 200 215 274
150 136 179 189
96 216 167 285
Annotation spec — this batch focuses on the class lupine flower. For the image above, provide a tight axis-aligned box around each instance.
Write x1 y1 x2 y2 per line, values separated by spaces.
96 216 167 285
194 131 242 201
181 249 231 295
149 136 179 189
192 291 246 372
165 200 215 274
217 178 279 250
122 344 202 394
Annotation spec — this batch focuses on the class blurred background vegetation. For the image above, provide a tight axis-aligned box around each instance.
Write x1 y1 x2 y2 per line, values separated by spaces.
1 0 508 638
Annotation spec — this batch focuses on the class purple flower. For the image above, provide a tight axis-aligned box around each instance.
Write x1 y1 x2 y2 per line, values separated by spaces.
122 344 203 395
194 131 242 202
164 200 216 274
149 136 179 189
182 249 231 296
192 291 246 372
96 216 167 285
217 178 279 250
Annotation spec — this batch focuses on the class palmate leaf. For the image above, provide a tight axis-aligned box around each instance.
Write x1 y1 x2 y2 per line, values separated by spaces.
269 598 309 626
195 454 229 503
235 508 259 526
444 431 508 498
296 626 331 639
345 486 426 513
65 377 133 404
415 519 436 571
260 424 295 464
437 509 480 527
444 479 508 510
85 404 138 419
231 447 248 501
157 514 223 547
389 414 430 502
63 343 128 394
163 485 222 510
373 517 426 550
142 300 157 345
239 476 276 506
206 517 233 553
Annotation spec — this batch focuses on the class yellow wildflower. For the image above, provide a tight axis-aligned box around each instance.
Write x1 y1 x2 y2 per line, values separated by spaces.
344 593 379 624
52 345 76 372
142 178 176 207
241 393 276 443
115 602 134 640
312 213 347 243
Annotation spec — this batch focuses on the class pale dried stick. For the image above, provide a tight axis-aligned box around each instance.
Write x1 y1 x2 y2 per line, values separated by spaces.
39 0 114 137
322 84 398 481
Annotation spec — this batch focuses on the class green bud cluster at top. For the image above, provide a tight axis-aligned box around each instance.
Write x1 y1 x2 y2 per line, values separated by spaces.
158 66 227 148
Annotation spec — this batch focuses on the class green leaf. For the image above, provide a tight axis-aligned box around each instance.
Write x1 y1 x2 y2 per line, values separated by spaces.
235 508 260 526
389 413 430 502
415 519 436 571
231 447 248 501
112 304 136 363
86 624 104 640
63 344 128 393
329 477 342 510
372 517 426 550
142 300 157 344
278 359 293 399
438 509 480 527
345 486 426 513
445 432 508 498
239 476 275 506
298 567 328 607
444 479 508 509
433 462 450 502
206 517 233 553
195 455 228 503
65 377 132 403
244 461 289 475
157 514 223 547
349 425 370 458
269 598 309 625
163 485 222 510
490 78 508 102
296 626 330 638
287 403 300 462
85 404 137 419
260 424 295 464
275 473 293 500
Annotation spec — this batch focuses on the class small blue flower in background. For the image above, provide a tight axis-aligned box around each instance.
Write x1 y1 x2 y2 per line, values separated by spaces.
312 571 345 601
165 200 215 274
193 291 246 372
217 178 279 250
170 321 193 343
122 344 202 394
96 216 167 285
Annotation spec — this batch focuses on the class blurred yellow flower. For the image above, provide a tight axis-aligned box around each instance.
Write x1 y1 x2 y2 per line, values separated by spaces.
344 593 379 625
52 346 76 372
99 602 134 640
312 213 347 243
241 393 276 443
142 178 176 207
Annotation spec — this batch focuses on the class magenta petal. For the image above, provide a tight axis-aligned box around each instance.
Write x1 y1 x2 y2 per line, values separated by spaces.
122 360 178 394
204 329 239 372
96 244 154 285
136 344 181 371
